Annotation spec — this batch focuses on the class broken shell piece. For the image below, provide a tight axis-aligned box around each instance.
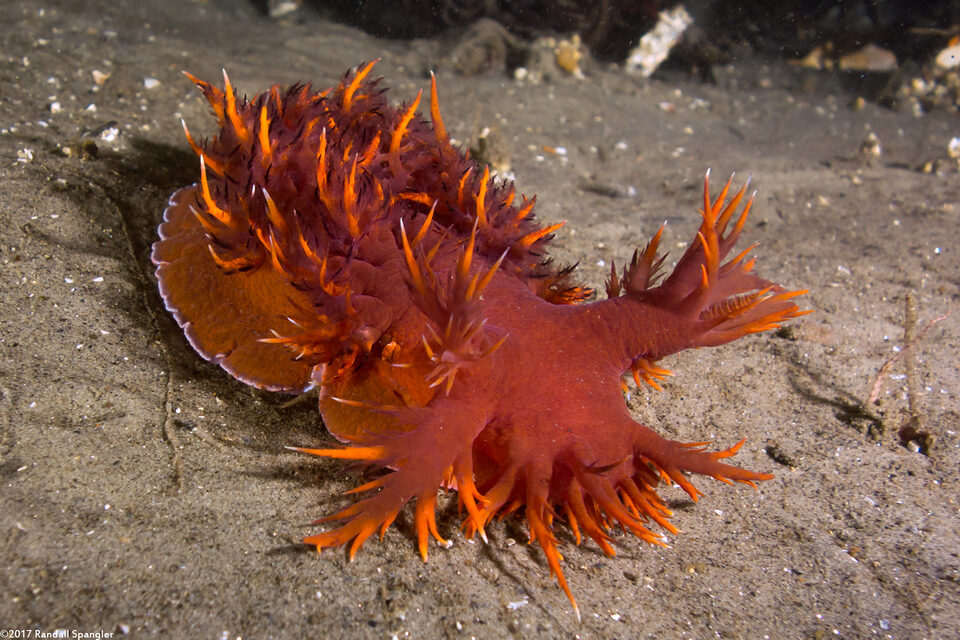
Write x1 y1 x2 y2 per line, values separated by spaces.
859 132 882 157
935 43 960 70
793 44 832 70
268 0 301 18
626 5 693 77
838 44 897 72
947 136 960 160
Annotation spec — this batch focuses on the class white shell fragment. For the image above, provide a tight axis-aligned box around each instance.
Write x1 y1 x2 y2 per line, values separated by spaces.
625 5 693 78
935 43 960 69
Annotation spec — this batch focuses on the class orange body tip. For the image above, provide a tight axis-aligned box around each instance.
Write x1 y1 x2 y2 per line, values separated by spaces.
181 70 212 93
518 220 565 249
288 445 385 460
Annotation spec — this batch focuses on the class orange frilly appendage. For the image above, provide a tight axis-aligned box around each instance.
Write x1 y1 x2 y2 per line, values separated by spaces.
399 218 508 395
294 404 773 620
655 172 810 345
607 172 809 388
292 400 491 564
509 432 772 619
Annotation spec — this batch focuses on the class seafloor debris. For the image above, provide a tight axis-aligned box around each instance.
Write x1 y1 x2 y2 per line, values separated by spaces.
469 125 512 176
448 18 523 76
268 0 301 19
513 34 591 84
895 37 960 113
920 136 960 174
868 293 951 455
839 43 898 71
625 5 693 77
858 132 882 161
554 34 587 78
935 39 960 69
793 42 897 71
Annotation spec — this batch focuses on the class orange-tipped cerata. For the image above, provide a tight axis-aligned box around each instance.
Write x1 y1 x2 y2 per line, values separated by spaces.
152 61 807 617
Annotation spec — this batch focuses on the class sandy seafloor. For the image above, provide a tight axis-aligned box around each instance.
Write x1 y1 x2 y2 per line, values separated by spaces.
1 1 959 639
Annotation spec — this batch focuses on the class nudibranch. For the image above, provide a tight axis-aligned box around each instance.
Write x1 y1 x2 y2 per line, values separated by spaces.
152 61 807 617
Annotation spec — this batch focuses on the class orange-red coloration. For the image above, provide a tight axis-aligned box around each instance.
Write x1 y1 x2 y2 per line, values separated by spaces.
152 62 807 617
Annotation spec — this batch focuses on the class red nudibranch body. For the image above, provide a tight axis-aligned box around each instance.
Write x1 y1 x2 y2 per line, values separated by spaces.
152 61 807 616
